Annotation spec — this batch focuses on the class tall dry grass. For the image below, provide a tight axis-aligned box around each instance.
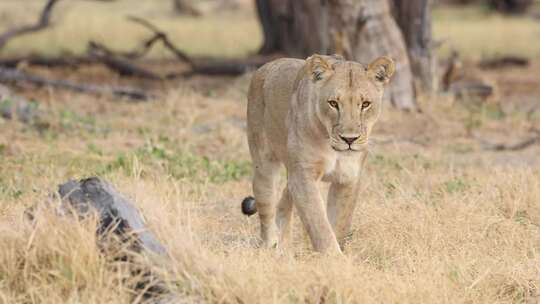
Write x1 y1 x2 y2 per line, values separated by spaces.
0 1 539 303
0 83 538 303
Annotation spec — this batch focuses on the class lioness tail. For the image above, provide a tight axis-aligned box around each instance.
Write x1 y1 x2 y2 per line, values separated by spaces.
241 196 257 216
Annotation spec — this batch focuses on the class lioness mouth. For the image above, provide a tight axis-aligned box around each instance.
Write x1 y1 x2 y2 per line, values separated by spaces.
332 146 361 152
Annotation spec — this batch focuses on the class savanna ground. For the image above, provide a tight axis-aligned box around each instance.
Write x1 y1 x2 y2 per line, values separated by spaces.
0 0 540 303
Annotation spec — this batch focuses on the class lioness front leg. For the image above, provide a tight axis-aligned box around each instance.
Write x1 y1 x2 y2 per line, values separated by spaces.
327 180 360 249
288 170 342 254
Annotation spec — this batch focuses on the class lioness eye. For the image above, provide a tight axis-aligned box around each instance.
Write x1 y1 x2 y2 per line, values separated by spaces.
328 100 339 109
361 101 372 109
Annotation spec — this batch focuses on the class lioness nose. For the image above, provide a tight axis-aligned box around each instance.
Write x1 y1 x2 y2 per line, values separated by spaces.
340 135 360 145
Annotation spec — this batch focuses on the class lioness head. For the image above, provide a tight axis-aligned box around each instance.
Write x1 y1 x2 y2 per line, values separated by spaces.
303 54 395 152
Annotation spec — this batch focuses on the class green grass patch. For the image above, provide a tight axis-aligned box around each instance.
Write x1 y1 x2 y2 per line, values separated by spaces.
98 143 252 183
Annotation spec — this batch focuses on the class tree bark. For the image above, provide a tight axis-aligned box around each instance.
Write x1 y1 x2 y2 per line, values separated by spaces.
393 0 437 93
256 0 328 56
328 0 417 110
255 0 282 54
255 0 418 110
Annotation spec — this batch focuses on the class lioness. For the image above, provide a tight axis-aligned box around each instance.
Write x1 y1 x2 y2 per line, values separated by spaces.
242 54 395 254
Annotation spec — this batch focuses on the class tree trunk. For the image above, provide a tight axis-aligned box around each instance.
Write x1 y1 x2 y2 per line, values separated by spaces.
255 0 328 56
255 0 418 110
393 0 437 93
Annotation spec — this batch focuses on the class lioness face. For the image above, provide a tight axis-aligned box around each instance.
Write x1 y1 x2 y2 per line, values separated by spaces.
307 55 395 152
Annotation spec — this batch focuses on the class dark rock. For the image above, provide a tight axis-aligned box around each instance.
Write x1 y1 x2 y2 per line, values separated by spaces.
57 177 166 255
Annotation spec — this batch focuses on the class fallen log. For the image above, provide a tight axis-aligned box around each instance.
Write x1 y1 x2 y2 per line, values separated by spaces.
478 55 529 69
474 130 540 151
0 66 153 101
0 55 95 68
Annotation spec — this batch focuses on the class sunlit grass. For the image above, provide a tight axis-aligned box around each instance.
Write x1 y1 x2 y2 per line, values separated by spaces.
433 5 540 59
0 0 261 58
1 1 539 60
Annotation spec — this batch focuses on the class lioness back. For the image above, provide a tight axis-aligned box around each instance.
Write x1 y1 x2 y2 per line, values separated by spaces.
247 58 304 162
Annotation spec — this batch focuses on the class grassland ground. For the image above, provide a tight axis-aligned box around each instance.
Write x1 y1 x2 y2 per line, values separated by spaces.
0 1 539 303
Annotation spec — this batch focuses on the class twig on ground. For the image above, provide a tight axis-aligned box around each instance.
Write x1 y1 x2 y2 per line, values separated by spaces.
478 55 529 69
0 66 152 101
0 56 95 68
473 133 540 151
0 0 62 49
371 136 429 147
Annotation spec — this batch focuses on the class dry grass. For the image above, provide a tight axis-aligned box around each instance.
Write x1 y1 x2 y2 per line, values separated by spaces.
433 5 540 59
0 0 260 58
0 1 539 304
0 79 539 303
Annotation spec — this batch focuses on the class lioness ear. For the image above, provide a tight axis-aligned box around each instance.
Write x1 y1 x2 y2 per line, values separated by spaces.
306 54 334 82
367 56 395 84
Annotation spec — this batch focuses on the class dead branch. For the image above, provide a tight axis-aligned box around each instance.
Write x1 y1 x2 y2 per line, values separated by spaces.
182 55 272 77
88 41 162 79
0 67 152 101
0 10 271 79
371 136 429 147
0 55 95 68
97 16 272 77
474 133 540 151
478 55 529 69
88 35 164 61
449 82 495 100
0 0 62 49
126 16 194 65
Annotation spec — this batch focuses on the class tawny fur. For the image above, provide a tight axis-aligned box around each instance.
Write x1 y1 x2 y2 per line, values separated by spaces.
246 54 395 254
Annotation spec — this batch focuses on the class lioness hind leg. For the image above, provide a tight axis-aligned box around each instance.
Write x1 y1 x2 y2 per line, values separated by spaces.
276 187 293 247
252 162 281 248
